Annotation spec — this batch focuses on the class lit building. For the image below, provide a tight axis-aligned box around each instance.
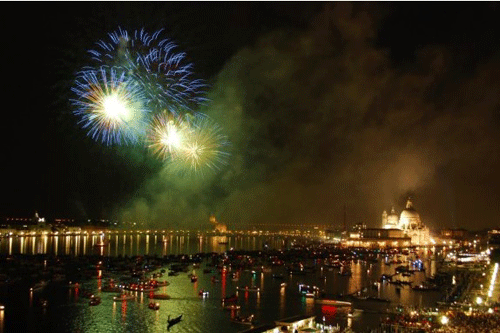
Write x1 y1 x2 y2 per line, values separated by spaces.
209 213 227 233
381 198 431 246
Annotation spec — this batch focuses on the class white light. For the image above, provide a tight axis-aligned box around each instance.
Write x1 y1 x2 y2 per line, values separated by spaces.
103 94 130 121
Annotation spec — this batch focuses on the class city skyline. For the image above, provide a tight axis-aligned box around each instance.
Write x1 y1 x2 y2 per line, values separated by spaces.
3 2 500 231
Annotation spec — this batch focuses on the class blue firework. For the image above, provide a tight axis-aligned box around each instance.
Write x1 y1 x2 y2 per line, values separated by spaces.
71 66 150 145
88 28 207 111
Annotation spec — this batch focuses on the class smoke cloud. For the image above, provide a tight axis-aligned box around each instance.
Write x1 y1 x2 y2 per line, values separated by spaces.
118 3 500 231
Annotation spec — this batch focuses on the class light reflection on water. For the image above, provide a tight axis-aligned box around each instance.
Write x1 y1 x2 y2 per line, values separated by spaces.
0 236 445 332
0 233 290 257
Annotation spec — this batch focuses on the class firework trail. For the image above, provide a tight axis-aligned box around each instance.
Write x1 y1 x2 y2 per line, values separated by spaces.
71 66 149 145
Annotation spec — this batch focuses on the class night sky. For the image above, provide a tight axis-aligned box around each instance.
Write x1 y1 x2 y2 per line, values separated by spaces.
3 2 500 231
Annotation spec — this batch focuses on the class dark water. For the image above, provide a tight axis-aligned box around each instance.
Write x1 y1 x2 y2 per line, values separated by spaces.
0 234 444 333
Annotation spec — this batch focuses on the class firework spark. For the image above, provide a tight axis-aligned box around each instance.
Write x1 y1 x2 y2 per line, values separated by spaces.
71 66 149 145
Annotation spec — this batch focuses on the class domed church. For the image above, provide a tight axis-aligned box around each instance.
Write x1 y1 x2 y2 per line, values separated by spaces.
382 198 431 246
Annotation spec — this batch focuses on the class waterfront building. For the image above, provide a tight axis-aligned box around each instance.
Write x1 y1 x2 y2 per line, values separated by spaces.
209 213 227 233
380 197 432 246
343 197 433 248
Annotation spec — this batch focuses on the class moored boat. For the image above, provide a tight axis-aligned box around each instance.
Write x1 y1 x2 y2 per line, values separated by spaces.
89 296 101 306
222 294 238 303
236 286 260 292
314 298 352 306
224 304 241 311
148 302 160 310
231 314 255 325
149 293 171 300
113 294 136 301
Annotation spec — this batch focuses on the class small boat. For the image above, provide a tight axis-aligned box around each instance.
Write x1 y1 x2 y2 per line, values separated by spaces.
156 280 170 287
232 314 255 325
149 293 171 300
113 294 136 301
31 280 50 292
222 294 238 303
412 284 439 291
348 309 363 318
101 286 122 293
314 298 352 306
190 275 198 283
68 282 80 289
366 296 390 303
199 289 209 297
148 302 160 310
236 286 260 292
40 299 48 308
272 274 284 279
224 304 241 311
211 276 220 283
167 314 183 328
89 296 101 306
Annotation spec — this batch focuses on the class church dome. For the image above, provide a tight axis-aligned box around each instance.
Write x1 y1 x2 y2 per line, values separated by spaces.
399 198 421 229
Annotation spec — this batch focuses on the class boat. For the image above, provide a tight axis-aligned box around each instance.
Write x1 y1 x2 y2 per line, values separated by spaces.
149 293 171 300
148 302 160 310
167 314 183 327
113 294 136 301
231 314 255 325
89 296 101 306
222 294 238 303
199 289 209 297
101 286 122 293
314 298 352 306
366 296 390 303
348 309 363 318
412 284 439 291
31 280 50 292
40 299 48 308
272 274 284 279
236 286 260 292
190 275 198 283
223 304 241 311
156 280 170 287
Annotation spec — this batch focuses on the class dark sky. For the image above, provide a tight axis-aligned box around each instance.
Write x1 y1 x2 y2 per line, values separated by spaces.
3 2 500 231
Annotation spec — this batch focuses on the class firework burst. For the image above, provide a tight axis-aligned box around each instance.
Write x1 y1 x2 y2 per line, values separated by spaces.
71 66 149 145
176 113 230 174
88 27 207 110
147 110 192 160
